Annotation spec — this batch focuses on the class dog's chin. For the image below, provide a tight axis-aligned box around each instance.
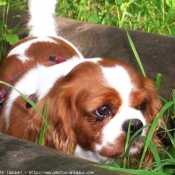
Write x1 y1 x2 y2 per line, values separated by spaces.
129 140 144 156
98 139 144 162
100 142 144 164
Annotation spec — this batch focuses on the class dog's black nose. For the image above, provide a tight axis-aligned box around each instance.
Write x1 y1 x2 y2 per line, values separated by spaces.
122 119 143 136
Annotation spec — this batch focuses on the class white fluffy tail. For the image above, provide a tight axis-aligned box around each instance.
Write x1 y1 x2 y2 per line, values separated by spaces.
28 0 58 37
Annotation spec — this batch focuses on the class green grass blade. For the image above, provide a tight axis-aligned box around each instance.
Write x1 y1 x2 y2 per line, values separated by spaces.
164 127 175 149
154 158 175 172
156 74 162 91
139 100 175 169
172 89 175 114
123 119 131 168
0 80 42 116
0 80 56 146
94 165 167 175
124 124 151 156
163 149 174 159
125 30 146 77
0 80 54 135
139 136 162 171
37 102 50 145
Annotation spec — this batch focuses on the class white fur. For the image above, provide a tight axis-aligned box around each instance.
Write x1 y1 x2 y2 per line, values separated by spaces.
102 66 133 106
28 0 58 36
75 145 113 164
27 0 83 58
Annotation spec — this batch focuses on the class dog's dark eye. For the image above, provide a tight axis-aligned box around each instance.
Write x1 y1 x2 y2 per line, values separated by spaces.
137 100 147 111
94 105 112 118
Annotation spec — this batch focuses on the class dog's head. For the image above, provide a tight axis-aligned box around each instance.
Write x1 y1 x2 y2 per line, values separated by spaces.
28 58 161 164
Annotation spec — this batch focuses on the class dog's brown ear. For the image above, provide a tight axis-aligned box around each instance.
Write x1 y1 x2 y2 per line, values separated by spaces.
26 84 78 154
143 78 162 123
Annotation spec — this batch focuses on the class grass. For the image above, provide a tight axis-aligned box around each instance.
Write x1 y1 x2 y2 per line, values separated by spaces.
56 0 175 37
125 30 146 77
0 0 27 62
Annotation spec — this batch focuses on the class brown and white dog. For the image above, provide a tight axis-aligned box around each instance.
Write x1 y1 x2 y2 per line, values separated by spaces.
0 0 161 165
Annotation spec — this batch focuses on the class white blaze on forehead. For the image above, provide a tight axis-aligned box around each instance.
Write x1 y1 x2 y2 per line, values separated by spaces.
101 65 134 105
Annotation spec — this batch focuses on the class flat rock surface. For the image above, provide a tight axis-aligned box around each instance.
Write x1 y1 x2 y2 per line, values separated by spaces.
0 133 131 175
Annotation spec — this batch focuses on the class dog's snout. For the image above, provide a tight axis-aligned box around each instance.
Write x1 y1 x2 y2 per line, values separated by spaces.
122 119 143 136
